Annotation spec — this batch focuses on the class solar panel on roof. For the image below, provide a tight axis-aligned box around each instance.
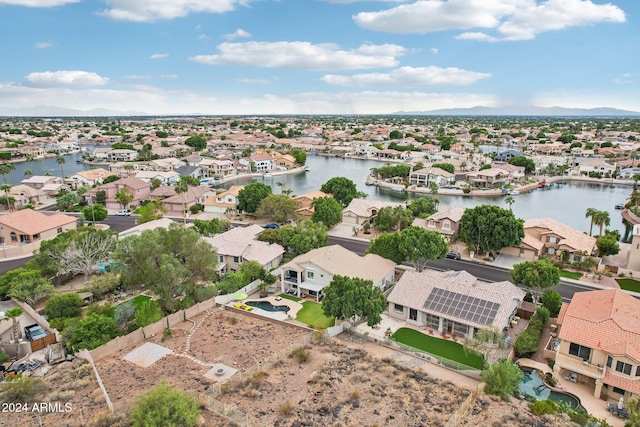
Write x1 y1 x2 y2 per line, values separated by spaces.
423 287 500 325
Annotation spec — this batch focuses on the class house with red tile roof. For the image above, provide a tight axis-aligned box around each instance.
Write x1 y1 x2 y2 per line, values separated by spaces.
553 289 640 401
0 209 76 258
87 176 150 210
292 190 331 219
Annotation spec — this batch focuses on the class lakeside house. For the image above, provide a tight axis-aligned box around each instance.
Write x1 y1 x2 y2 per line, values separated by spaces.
292 190 331 219
341 198 404 225
0 209 77 258
411 206 466 240
203 185 244 216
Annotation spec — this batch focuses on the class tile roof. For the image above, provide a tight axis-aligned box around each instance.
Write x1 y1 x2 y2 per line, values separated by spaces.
342 198 404 218
387 269 526 330
72 168 114 181
424 206 466 223
0 209 76 235
281 245 396 284
558 289 640 363
203 224 283 265
524 218 596 254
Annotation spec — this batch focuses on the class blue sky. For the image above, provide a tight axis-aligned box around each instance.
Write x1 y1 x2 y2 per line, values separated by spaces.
0 0 637 115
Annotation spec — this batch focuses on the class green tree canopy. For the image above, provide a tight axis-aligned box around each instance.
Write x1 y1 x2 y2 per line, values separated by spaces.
459 205 524 255
130 382 200 427
540 289 563 317
115 187 134 209
366 232 405 264
372 164 411 179
82 204 108 223
184 135 207 151
311 196 343 228
56 191 80 211
192 218 231 236
6 270 55 307
407 197 437 218
0 268 42 299
481 359 523 401
321 275 387 327
115 223 217 313
397 226 449 272
389 130 403 140
290 148 307 165
507 156 536 174
374 205 412 232
68 313 120 351
511 260 560 303
258 219 327 258
596 234 620 256
320 177 362 207
238 181 272 214
432 163 455 174
256 194 296 223
45 293 84 320
137 199 166 224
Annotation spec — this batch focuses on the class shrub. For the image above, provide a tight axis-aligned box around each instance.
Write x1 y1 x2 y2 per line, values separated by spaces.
87 272 120 299
195 286 217 302
278 401 293 417
130 382 200 427
229 317 238 325
291 347 309 363
481 358 523 401
135 300 162 328
0 352 9 364
45 293 84 320
0 377 48 404
544 372 557 387
86 302 115 318
535 306 550 325
529 399 557 416
540 289 562 317
114 302 135 330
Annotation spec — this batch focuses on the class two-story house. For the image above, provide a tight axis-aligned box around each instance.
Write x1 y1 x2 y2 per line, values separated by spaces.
249 154 275 172
553 289 640 402
87 176 151 210
203 224 284 276
341 199 405 225
465 168 512 188
409 167 455 187
292 191 331 219
69 168 117 187
501 218 597 262
203 185 244 216
411 206 465 240
277 245 396 301
107 149 138 162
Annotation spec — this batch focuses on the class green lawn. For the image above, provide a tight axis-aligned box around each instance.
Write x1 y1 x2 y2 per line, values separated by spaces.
295 301 334 329
391 327 484 370
616 278 640 293
559 270 583 280
278 293 301 302
116 295 158 311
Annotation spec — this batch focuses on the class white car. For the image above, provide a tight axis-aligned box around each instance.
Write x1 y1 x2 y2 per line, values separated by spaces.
115 210 131 216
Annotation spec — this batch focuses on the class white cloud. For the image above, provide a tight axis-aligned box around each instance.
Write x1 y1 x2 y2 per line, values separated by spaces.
198 34 209 40
0 0 79 7
99 0 252 22
190 41 406 71
224 28 251 40
124 75 152 80
235 77 279 84
24 71 109 88
35 41 54 49
148 53 169 59
321 66 491 87
430 47 438 54
613 73 639 85
353 0 626 41
160 74 179 80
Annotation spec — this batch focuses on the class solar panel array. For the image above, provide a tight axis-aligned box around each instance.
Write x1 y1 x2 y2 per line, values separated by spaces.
423 287 500 325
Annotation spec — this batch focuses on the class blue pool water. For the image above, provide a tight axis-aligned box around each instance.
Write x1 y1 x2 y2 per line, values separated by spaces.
245 301 290 313
519 368 581 409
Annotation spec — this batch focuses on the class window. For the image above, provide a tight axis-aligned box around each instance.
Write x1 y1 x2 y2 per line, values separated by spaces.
409 308 418 321
425 314 439 329
616 361 633 376
569 343 591 361
636 366 640 377
57 227 63 233
547 236 557 243
10 232 17 242
547 247 555 254
307 271 315 280
218 255 224 262
394 303 403 313
612 387 626 395
442 220 451 230
233 256 239 263
607 356 613 368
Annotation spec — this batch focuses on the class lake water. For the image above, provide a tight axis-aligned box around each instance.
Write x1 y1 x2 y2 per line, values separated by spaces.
226 155 630 234
12 151 629 234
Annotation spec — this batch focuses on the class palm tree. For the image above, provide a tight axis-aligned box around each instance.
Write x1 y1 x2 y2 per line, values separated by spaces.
1 183 10 211
276 181 285 194
24 169 33 178
504 195 515 211
6 163 15 186
585 207 598 236
123 164 135 177
593 210 611 236
3 307 24 359
174 180 189 225
0 164 10 185
56 154 66 179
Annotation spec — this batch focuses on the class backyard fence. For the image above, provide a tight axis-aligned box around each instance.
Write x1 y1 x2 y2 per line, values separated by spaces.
199 333 314 426
445 384 483 427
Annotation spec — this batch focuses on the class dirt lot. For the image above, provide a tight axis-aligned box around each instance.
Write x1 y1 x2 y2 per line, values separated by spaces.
2 307 579 426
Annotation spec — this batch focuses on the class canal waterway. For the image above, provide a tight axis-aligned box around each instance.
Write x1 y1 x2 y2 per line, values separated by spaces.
10 151 629 234
225 155 630 235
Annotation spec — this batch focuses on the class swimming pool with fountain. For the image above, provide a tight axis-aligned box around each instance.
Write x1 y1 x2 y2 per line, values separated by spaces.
519 368 582 410
245 301 290 313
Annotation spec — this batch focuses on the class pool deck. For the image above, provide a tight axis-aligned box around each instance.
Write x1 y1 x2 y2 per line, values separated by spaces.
229 296 303 322
519 359 624 426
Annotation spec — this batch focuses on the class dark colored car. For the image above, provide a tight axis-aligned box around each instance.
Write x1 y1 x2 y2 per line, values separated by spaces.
24 324 48 341
264 223 280 229
446 251 461 260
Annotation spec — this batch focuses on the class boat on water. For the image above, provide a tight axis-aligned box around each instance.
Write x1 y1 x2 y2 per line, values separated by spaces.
263 172 272 178
615 203 625 209
303 165 310 172
508 190 520 195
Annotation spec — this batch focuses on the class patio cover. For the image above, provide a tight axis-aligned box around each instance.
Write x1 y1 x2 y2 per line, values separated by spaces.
299 282 324 293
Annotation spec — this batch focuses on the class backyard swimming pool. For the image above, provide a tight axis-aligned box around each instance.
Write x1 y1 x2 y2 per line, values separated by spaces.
520 368 582 410
245 301 290 313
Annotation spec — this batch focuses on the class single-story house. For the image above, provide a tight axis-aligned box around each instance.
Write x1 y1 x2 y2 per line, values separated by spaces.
69 168 116 187
0 209 76 258
387 269 526 340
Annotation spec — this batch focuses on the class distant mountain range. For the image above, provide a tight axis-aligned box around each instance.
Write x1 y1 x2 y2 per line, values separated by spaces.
1 104 639 117
0 105 148 117
395 105 640 117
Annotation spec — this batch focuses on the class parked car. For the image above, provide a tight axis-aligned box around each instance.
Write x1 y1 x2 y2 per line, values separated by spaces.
115 209 131 216
264 223 280 229
24 324 48 341
446 251 461 260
